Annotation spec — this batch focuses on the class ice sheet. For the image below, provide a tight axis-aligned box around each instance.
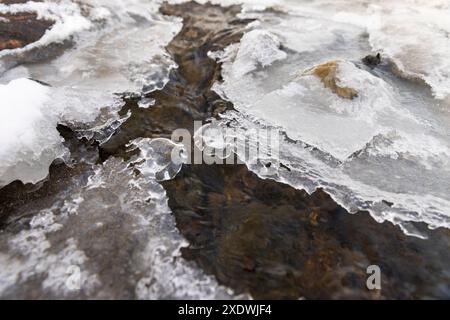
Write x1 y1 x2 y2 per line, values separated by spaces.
208 3 450 236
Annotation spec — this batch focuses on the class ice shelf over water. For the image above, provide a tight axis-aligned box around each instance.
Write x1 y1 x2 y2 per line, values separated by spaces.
205 0 450 236
0 78 66 186
0 0 92 61
0 0 181 186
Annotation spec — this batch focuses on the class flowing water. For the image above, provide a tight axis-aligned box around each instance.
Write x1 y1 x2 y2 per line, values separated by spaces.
0 0 449 299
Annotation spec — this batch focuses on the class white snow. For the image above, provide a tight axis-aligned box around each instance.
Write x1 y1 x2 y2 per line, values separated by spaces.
0 78 66 186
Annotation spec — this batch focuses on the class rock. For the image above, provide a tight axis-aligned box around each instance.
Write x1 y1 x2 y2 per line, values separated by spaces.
0 1 253 299
362 53 382 68
100 1 250 159
0 8 53 51
305 60 359 100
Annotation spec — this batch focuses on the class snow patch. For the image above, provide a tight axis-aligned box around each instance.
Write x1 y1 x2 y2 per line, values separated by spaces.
0 78 66 186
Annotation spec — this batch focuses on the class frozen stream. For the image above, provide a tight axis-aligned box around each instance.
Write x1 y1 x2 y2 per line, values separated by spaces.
0 0 449 299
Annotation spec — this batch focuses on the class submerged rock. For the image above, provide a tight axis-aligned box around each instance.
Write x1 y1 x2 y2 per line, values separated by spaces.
304 60 358 100
1 0 450 300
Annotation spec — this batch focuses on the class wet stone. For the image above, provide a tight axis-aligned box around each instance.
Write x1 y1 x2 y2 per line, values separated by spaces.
0 4 53 51
307 60 359 100
1 1 450 300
